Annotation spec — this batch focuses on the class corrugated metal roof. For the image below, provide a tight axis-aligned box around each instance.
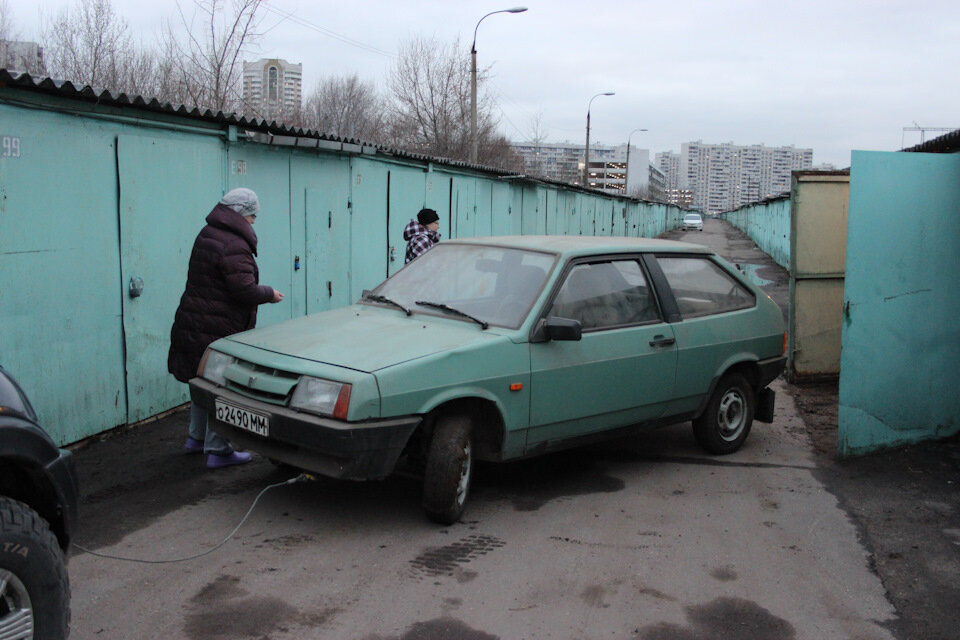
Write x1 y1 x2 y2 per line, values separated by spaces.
902 128 960 154
0 68 670 202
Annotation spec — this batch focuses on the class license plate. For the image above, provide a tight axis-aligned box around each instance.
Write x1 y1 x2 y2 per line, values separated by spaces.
215 400 270 437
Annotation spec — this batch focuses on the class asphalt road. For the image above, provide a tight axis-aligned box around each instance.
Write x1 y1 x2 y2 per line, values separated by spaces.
68 220 906 640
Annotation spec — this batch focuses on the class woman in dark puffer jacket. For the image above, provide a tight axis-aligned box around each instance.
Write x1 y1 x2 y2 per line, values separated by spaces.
168 188 284 468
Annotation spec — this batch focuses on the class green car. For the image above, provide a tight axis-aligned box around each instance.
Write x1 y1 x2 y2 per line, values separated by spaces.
190 236 785 524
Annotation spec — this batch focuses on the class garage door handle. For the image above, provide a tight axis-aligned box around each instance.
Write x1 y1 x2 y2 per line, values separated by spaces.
649 336 675 347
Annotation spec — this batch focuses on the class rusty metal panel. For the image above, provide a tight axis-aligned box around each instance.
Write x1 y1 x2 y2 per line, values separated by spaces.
349 157 389 298
788 174 849 380
839 151 960 456
792 175 849 277
474 179 493 238
521 187 547 235
450 176 477 239
490 181 514 236
296 154 352 313
118 134 227 423
387 164 427 276
0 104 127 444
424 170 452 233
790 279 844 377
226 142 293 328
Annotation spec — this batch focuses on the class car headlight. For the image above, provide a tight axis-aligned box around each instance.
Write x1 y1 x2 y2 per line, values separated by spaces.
198 349 235 385
290 376 352 420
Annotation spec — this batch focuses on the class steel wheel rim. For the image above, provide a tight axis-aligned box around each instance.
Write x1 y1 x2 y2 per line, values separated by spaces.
455 442 473 507
0 569 34 640
717 389 746 441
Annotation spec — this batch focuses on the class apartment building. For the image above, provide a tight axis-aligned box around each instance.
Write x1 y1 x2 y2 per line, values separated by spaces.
512 141 661 199
241 58 303 122
0 40 45 75
659 142 812 213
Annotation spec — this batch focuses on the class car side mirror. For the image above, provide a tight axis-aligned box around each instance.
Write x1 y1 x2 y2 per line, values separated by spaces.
539 316 582 342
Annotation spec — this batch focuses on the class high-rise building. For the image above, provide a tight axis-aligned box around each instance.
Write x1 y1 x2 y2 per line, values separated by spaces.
0 40 46 75
511 141 660 199
241 58 302 122
659 141 812 213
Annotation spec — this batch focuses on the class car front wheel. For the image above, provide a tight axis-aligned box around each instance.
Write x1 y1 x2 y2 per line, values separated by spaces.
422 415 474 525
0 496 70 640
693 373 754 454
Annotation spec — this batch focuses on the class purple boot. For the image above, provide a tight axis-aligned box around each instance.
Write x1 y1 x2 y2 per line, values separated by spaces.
206 451 252 469
184 437 204 453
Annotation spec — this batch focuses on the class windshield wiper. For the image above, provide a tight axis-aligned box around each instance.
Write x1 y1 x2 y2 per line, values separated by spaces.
362 290 411 315
414 300 489 329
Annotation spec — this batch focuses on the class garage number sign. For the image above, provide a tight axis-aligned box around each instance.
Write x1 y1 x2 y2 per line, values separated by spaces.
2 136 21 158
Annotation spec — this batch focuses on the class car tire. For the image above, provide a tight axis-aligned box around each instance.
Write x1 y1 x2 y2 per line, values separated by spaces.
0 496 70 640
422 415 474 525
693 373 754 455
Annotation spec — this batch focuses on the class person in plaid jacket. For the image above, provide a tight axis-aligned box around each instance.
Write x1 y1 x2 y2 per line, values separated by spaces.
404 208 441 263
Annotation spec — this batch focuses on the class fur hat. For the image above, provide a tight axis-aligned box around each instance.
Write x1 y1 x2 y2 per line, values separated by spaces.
220 188 260 216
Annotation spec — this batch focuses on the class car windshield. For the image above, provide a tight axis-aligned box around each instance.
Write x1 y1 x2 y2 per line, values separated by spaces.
684 214 702 222
371 244 556 328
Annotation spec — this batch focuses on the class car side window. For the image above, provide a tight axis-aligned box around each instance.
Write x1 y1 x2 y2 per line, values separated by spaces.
656 256 755 318
549 260 659 330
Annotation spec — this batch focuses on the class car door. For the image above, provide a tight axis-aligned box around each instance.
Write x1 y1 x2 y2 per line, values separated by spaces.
651 254 758 415
527 257 678 451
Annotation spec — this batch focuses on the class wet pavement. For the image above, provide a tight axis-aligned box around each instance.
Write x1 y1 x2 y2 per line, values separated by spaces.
64 219 959 639
663 218 960 640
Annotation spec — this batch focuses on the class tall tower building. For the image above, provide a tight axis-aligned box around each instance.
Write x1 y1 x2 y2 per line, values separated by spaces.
661 141 813 213
242 58 302 122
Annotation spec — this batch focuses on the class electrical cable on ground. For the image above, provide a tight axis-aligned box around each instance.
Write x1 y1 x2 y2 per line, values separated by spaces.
71 473 314 564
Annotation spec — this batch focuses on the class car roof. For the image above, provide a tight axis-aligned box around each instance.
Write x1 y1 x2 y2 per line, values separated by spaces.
449 235 712 258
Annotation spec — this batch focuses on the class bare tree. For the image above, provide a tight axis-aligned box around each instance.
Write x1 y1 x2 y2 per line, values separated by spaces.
386 35 501 164
301 74 385 141
43 0 140 89
0 0 16 42
523 111 551 177
163 0 263 112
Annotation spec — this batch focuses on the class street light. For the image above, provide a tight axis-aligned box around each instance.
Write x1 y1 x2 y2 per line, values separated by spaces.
584 91 614 186
471 6 527 164
624 127 648 196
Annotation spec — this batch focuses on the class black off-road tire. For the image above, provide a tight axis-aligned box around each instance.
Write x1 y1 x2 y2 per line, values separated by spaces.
693 373 755 455
422 415 474 525
0 496 71 640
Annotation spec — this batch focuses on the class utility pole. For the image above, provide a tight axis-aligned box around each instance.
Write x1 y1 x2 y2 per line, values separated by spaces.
584 92 614 186
470 7 527 164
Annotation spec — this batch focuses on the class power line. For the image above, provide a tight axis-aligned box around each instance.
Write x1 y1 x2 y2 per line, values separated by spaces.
261 2 395 59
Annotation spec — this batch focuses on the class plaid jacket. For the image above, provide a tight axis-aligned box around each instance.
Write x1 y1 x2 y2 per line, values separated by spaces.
403 219 441 263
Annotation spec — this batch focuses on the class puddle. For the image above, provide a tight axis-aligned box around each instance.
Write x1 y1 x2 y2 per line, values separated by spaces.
737 263 773 287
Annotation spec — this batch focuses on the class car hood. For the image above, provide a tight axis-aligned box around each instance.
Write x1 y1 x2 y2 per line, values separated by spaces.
223 304 506 373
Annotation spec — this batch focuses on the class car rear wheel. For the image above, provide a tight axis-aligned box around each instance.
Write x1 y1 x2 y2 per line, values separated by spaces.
0 496 70 640
693 373 754 454
422 415 474 525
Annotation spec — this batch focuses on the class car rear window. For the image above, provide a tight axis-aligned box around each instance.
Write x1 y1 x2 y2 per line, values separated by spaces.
656 256 755 318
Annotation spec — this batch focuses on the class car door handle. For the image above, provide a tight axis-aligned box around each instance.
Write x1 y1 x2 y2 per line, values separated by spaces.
649 335 676 347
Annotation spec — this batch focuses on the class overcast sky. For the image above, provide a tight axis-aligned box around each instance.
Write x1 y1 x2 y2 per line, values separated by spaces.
4 0 958 168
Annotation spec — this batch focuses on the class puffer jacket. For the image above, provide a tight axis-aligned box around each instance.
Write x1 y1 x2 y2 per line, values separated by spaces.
167 204 276 382
403 219 441 263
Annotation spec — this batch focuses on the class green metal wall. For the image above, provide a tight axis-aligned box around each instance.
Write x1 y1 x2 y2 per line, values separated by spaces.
0 89 682 445
721 197 791 269
838 151 960 456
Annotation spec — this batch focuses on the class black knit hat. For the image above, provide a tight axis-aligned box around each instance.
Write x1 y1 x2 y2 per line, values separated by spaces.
417 208 439 225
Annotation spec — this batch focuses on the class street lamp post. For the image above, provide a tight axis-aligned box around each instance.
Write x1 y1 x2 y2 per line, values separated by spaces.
584 91 614 186
624 127 648 196
471 6 527 164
